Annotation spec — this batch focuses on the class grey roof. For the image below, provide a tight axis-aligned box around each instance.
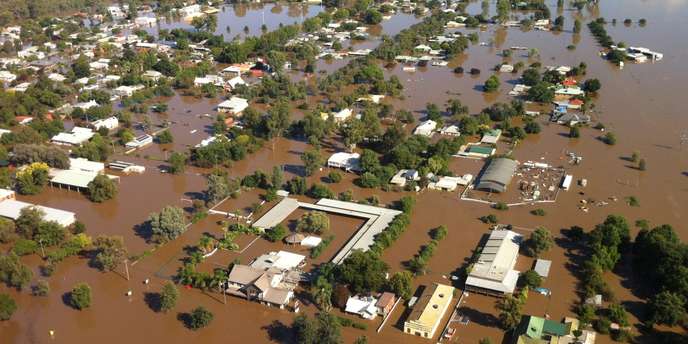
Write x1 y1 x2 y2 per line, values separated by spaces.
477 158 518 193
534 259 552 278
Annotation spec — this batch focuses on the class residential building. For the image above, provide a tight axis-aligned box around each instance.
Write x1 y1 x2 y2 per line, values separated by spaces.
515 316 596 344
0 191 76 227
376 292 396 317
481 129 502 144
91 116 119 131
465 229 522 296
345 295 379 319
225 264 296 309
217 97 249 115
404 283 455 339
327 152 361 172
414 120 437 137
51 127 95 146
125 134 153 149
389 169 420 187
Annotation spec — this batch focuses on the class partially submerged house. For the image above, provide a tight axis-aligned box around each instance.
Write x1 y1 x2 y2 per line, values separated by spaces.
225 264 297 309
0 189 76 227
413 119 437 137
217 96 249 115
345 295 379 319
515 316 596 344
51 127 94 146
389 169 420 187
327 152 361 172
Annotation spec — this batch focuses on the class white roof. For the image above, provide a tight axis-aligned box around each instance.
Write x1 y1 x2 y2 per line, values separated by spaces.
51 127 94 145
217 97 248 113
534 259 552 277
250 251 305 271
466 230 522 294
301 236 322 247
50 169 99 188
345 296 378 318
69 158 105 173
0 199 75 227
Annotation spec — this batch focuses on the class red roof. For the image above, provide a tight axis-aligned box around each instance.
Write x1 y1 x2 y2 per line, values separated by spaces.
562 78 577 87
570 99 584 105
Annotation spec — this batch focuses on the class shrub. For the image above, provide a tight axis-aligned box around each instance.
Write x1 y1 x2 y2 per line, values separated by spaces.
493 202 509 211
0 293 17 320
70 283 92 310
264 224 287 242
12 239 38 256
530 208 546 216
188 306 213 330
518 270 542 288
480 214 498 224
603 132 617 145
328 171 342 183
32 280 50 296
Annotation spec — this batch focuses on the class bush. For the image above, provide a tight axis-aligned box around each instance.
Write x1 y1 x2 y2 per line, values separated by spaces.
156 129 174 144
188 306 213 330
264 224 287 242
32 280 50 296
603 132 617 145
12 239 38 256
570 126 580 138
160 282 179 313
518 270 542 288
493 202 509 211
480 214 498 224
70 283 92 310
0 293 17 320
530 208 546 216
87 174 118 202
306 184 334 199
430 225 448 240
328 171 342 183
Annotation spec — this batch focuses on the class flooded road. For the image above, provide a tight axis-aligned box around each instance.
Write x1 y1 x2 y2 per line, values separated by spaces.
3 1 688 343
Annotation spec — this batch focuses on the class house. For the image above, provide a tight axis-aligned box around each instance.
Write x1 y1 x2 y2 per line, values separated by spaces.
50 169 119 191
217 97 249 115
91 116 119 131
376 292 396 317
221 64 252 77
345 295 379 319
113 85 145 97
51 127 95 146
134 16 157 26
480 129 502 144
0 70 17 85
125 134 153 149
69 157 105 173
10 82 31 93
48 73 67 82
142 70 163 81
515 316 596 344
15 116 34 125
499 64 514 73
194 74 225 88
330 108 353 123
429 175 473 191
74 100 99 111
389 169 420 187
179 4 202 17
404 283 454 339
465 229 522 296
327 152 361 172
413 120 437 137
555 87 584 97
225 264 296 309
227 76 246 90
439 125 461 137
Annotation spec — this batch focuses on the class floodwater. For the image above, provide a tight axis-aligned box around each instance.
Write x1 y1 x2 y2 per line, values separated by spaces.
146 3 324 41
3 0 688 343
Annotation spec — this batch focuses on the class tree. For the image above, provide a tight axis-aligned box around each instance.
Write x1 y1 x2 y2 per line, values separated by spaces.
15 207 43 239
188 306 213 330
647 291 685 326
638 158 646 171
569 126 580 138
92 236 127 271
293 314 318 344
312 277 333 311
316 312 342 344
0 293 16 321
521 68 540 86
301 149 323 176
87 174 118 202
573 19 582 33
336 251 388 294
297 211 330 234
386 271 413 300
149 206 187 243
582 79 601 93
160 282 179 313
168 152 186 174
70 283 92 310
264 224 287 242
527 82 554 103
608 303 629 327
0 253 33 290
496 0 510 22
156 129 173 144
271 166 283 189
525 227 554 257
363 9 382 24
518 270 542 288
192 14 217 33
354 336 368 344
206 173 233 205
496 294 523 330
484 75 500 92
603 132 617 145
72 54 90 78
524 121 541 134
15 162 49 195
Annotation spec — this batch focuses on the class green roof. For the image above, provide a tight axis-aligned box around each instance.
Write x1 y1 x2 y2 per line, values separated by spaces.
542 319 567 337
521 316 568 340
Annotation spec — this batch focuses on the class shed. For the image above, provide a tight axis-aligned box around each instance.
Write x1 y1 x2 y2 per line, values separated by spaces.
534 259 552 278
0 199 76 227
476 158 519 193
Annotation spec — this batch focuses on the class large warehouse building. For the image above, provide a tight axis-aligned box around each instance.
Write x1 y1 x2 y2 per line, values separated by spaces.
476 158 519 193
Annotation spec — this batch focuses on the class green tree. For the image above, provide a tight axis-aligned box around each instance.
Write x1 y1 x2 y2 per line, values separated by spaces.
0 293 16 320
264 224 287 242
0 252 33 290
518 270 542 288
582 79 601 93
15 207 43 239
149 206 187 243
525 227 554 257
569 126 580 138
206 173 234 205
386 271 413 300
92 236 127 271
72 54 90 78
156 129 173 144
160 282 179 313
87 174 118 202
188 306 213 330
301 149 323 176
496 294 523 330
312 277 333 311
168 152 186 174
297 211 330 234
573 19 582 33
647 291 685 327
527 82 554 103
484 75 500 92
336 251 389 294
603 132 617 145
271 165 283 189
70 283 92 310
496 0 510 23
363 9 382 24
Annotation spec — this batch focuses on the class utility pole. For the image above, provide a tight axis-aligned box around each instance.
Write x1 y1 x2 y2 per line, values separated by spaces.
124 259 130 281
38 239 45 258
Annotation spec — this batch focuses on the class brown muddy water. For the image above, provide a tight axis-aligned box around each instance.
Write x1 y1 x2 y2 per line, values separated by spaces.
3 0 688 343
